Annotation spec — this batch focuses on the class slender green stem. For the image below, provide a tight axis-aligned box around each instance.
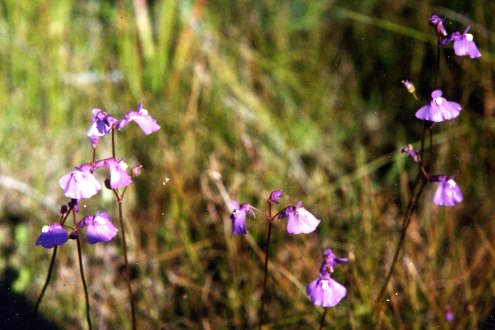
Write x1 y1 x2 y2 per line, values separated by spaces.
34 246 58 313
117 198 137 330
76 236 92 330
319 308 328 330
258 201 274 330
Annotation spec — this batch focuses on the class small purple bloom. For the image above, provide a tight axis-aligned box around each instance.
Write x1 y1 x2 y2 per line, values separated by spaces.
321 249 348 273
268 190 283 204
117 104 161 135
230 200 255 235
108 159 132 189
429 14 447 37
445 305 454 322
415 90 462 122
86 108 117 139
306 272 347 308
59 163 102 199
402 144 421 163
451 27 481 59
80 212 118 244
401 80 416 94
36 223 68 249
280 201 320 234
433 176 463 206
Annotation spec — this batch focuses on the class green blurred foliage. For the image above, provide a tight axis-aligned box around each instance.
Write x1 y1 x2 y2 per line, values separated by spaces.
0 0 494 328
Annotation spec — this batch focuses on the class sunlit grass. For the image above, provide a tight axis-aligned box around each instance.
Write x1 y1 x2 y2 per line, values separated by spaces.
0 0 494 328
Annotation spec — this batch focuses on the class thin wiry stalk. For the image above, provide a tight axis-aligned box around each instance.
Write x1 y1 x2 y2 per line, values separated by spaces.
76 236 92 330
34 246 58 313
258 221 273 330
319 308 328 330
117 198 137 330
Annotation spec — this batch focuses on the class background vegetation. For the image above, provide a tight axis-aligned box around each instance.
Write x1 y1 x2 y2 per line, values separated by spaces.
1 0 494 328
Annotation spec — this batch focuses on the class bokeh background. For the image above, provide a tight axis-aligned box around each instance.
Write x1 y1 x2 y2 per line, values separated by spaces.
1 0 495 329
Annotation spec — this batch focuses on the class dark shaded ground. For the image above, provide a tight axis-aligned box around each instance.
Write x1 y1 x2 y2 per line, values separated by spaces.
0 268 58 330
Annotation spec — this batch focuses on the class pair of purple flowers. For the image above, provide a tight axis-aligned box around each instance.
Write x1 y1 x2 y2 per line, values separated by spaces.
306 249 347 307
430 15 481 59
35 104 160 249
230 190 321 235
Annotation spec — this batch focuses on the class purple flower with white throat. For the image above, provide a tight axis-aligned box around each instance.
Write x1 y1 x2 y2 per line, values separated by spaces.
87 108 117 139
80 212 118 244
230 200 255 235
433 176 463 206
108 158 132 188
415 90 462 122
442 27 481 59
306 272 347 308
59 163 101 199
117 104 160 135
36 223 68 249
279 201 320 234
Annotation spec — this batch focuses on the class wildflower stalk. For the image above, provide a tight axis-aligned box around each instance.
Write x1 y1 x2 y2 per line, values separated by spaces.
116 196 136 330
76 235 92 330
319 308 328 330
34 246 58 313
258 202 273 330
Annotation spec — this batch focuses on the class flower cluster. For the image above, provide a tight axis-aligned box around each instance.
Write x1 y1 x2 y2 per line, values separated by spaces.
400 15 481 207
306 249 347 307
36 104 160 248
229 190 320 235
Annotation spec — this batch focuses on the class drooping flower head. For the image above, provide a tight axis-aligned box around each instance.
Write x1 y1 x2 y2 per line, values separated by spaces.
306 272 347 308
279 201 320 234
117 104 161 135
429 14 447 37
36 223 68 249
95 158 132 189
268 190 283 204
415 90 462 122
80 212 118 244
401 144 421 163
432 175 463 206
59 163 102 199
320 249 348 274
230 200 255 235
86 108 118 141
442 26 481 59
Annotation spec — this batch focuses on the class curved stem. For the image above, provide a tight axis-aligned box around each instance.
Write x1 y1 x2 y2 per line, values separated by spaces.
373 180 427 322
76 236 92 330
319 308 328 330
117 198 137 330
34 246 58 313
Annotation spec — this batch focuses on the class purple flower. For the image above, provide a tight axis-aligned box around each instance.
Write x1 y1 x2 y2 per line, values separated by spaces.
415 90 462 122
451 27 481 58
268 190 283 204
230 200 255 235
108 159 132 188
59 163 102 199
80 212 118 244
320 249 348 273
279 201 320 234
117 104 160 135
429 15 447 37
433 176 463 206
306 272 347 307
86 108 117 139
36 223 68 248
401 144 421 163
445 305 454 322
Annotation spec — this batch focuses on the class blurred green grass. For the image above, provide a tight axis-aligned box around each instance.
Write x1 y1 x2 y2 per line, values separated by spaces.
1 0 495 328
